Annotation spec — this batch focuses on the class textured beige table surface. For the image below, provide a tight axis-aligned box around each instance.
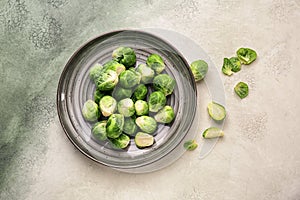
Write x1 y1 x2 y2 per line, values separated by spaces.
0 0 300 199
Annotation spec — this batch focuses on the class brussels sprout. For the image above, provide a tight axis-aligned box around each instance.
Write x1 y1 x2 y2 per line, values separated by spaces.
236 47 257 65
207 101 226 121
146 54 165 74
202 127 224 139
112 47 136 67
112 86 132 101
135 100 149 116
234 82 249 99
183 140 198 151
133 84 148 101
82 100 100 122
92 121 107 141
119 70 141 89
154 106 175 123
123 117 138 136
96 69 118 91
136 64 155 84
117 98 135 117
135 116 157 134
190 60 208 81
229 57 241 72
99 96 117 117
89 63 103 83
153 74 175 96
134 132 154 148
93 89 105 104
103 60 126 75
222 58 234 76
110 133 130 149
148 91 166 112
106 114 124 138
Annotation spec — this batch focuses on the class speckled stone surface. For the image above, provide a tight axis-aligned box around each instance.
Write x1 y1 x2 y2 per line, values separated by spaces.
0 0 300 199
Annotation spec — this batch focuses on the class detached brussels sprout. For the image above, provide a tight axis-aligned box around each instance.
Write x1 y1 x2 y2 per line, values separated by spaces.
103 60 126 75
96 69 118 91
135 100 149 116
153 74 175 96
133 84 148 101
203 127 224 139
136 64 155 84
123 117 138 136
134 132 154 148
135 116 157 134
93 89 105 104
92 121 107 141
119 70 141 89
99 96 117 117
236 47 257 65
82 100 100 122
148 91 166 112
110 133 130 149
89 63 103 83
190 60 208 81
234 82 249 99
154 106 175 124
112 86 132 101
222 58 234 76
112 47 136 67
117 98 135 117
183 140 198 151
229 57 241 72
146 54 165 74
106 114 124 138
207 101 226 121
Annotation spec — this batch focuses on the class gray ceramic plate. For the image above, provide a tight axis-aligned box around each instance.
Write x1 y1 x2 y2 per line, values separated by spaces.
57 30 197 173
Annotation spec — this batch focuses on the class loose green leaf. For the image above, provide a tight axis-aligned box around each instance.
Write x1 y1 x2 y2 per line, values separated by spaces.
234 82 249 99
183 140 198 151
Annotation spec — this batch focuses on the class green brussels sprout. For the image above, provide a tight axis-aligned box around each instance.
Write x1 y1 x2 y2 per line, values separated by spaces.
82 100 100 122
119 70 141 89
236 47 257 65
135 100 149 116
190 60 208 81
112 86 132 101
106 114 124 138
133 84 148 101
222 58 234 76
117 98 135 117
92 121 107 141
109 133 130 149
103 60 126 75
96 69 118 91
183 140 198 151
135 116 157 134
207 101 226 121
99 95 117 117
234 82 249 99
89 63 103 83
123 117 138 136
112 47 136 67
134 132 154 148
153 74 175 96
148 91 166 112
203 127 224 139
136 64 155 84
154 106 175 123
229 57 241 72
146 54 165 74
93 89 105 104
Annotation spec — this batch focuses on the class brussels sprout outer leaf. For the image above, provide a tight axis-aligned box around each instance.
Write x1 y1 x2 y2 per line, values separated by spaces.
190 60 208 81
106 114 124 138
92 121 107 141
203 127 224 139
153 74 176 96
134 132 154 148
236 48 257 65
154 106 175 123
207 102 226 121
148 91 167 112
135 116 157 134
229 57 241 72
183 140 198 151
110 133 130 149
222 58 234 76
82 100 100 122
234 82 249 99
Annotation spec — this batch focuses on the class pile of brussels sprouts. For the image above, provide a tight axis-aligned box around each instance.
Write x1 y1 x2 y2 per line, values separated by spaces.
82 47 176 149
